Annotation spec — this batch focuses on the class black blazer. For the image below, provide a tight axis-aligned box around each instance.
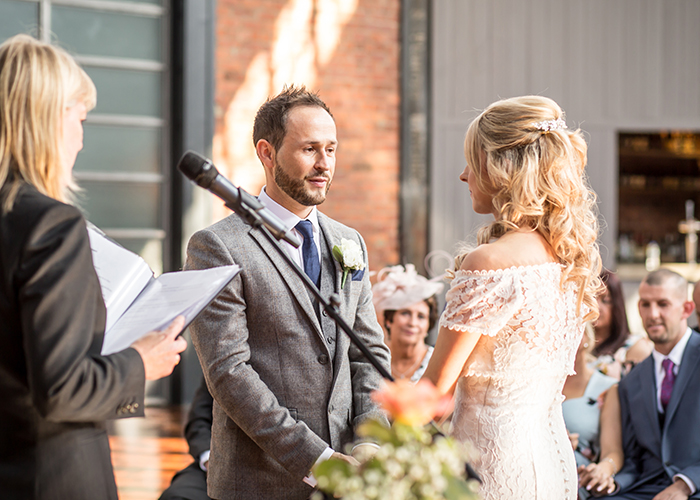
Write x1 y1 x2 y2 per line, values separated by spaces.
185 377 213 461
0 182 146 500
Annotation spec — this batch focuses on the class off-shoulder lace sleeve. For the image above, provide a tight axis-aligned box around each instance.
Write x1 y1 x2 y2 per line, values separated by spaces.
439 270 524 337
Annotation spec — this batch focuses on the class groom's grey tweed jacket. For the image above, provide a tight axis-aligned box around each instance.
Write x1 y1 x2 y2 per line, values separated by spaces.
185 210 390 500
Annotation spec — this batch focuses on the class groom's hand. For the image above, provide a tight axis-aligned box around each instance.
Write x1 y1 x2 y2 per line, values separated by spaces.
332 452 359 467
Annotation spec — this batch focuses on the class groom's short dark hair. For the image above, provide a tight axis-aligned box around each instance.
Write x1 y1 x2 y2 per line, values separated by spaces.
253 84 333 152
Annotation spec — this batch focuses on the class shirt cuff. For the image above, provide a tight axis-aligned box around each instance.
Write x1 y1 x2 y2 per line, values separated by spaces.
303 447 334 487
199 450 210 471
673 474 696 495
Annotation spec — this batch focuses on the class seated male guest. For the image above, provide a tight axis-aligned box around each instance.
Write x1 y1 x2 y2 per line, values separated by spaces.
605 269 700 499
159 377 213 500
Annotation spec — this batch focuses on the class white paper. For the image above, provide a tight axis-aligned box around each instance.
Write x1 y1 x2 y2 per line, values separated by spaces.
87 227 153 332
87 224 240 356
100 265 240 355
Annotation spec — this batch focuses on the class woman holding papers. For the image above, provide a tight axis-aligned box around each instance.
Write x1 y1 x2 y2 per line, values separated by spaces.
0 35 187 500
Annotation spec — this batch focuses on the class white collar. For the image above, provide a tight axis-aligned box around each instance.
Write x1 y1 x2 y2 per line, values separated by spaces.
258 186 320 234
652 327 693 370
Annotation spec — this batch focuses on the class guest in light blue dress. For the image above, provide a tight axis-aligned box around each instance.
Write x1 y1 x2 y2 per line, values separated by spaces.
563 327 618 498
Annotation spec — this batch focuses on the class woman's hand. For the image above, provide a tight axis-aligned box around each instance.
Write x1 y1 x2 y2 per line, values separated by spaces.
568 432 579 451
578 460 617 496
131 316 187 380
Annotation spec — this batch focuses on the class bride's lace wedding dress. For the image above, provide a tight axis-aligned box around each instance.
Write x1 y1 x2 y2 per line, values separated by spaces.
441 263 584 500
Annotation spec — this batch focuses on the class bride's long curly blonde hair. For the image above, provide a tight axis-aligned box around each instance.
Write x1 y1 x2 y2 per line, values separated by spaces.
462 95 602 321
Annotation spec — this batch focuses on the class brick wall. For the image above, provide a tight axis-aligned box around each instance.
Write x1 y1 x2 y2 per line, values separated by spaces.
212 0 401 271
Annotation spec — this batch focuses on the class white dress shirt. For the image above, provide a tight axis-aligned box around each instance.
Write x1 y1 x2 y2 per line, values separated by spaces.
651 328 692 414
258 188 321 268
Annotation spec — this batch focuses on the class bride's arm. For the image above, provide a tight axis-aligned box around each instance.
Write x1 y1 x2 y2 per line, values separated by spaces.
421 325 480 396
422 248 489 395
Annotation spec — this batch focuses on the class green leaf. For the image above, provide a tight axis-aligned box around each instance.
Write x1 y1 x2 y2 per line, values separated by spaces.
313 458 356 493
444 476 479 500
332 245 344 264
357 419 393 442
314 457 355 478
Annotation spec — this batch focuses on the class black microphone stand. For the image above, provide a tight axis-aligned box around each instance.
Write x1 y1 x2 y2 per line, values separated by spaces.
199 179 481 484
223 186 394 381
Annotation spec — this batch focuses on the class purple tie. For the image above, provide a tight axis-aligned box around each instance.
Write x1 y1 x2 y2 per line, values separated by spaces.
660 358 676 410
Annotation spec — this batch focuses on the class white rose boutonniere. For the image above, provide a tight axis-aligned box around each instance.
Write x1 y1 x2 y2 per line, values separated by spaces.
332 238 365 289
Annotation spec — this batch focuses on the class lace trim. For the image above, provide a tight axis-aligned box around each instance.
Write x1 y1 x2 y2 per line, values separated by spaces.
451 261 562 278
439 263 584 377
440 271 524 336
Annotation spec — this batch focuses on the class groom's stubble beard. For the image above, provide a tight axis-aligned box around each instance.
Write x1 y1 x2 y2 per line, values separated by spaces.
273 158 332 207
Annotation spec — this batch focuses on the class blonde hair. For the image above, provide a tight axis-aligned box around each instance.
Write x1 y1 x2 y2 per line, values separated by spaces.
0 34 96 211
462 95 602 320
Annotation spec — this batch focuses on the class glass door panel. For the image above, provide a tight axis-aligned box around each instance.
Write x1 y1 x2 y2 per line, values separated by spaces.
0 0 39 41
75 124 161 174
52 6 162 61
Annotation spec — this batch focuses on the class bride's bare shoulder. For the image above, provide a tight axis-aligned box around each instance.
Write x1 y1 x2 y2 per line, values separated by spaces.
459 231 555 272
458 244 502 272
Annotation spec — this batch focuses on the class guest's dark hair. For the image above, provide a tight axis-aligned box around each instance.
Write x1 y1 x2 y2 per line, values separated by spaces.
593 268 630 357
383 295 439 339
252 84 333 152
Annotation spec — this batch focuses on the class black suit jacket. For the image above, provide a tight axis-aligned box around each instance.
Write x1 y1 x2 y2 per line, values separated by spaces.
0 182 146 500
186 377 214 461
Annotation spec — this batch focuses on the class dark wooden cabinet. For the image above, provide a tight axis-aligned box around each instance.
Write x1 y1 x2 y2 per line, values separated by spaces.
618 132 700 263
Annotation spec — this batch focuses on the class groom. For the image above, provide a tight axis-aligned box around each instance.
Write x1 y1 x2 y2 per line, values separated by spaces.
185 85 391 500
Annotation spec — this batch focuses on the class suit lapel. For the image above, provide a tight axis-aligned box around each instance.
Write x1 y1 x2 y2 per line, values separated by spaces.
247 225 324 339
665 332 700 426
318 213 342 293
631 357 662 447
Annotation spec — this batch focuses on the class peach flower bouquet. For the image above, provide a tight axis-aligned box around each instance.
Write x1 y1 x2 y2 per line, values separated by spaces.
312 380 479 500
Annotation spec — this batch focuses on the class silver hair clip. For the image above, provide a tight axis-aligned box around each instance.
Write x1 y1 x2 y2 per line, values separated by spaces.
530 118 567 133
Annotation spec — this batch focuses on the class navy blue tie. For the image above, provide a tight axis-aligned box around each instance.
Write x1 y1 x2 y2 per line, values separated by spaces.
295 220 320 287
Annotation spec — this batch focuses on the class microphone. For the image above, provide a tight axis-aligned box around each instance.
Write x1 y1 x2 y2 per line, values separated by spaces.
178 151 301 248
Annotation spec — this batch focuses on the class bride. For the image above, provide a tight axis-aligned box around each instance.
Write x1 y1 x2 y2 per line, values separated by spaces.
423 96 602 500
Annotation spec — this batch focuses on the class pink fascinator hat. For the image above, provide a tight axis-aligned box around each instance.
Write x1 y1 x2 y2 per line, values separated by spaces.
372 264 444 316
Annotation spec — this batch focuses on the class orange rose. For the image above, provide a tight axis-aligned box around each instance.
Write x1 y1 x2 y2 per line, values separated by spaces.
371 379 452 426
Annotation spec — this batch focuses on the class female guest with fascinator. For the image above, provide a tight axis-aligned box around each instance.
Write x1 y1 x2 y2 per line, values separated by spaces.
0 35 186 500
372 264 444 382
